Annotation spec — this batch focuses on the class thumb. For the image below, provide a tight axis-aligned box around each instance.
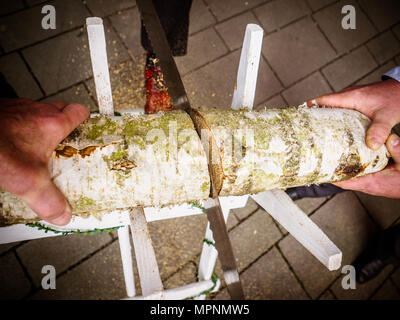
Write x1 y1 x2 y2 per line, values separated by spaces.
366 109 400 150
20 167 72 226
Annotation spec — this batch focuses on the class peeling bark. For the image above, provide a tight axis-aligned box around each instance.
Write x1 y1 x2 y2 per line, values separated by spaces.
201 107 388 196
0 107 389 226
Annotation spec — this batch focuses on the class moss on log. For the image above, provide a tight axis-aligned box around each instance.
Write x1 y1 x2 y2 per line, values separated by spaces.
0 107 389 226
201 106 388 196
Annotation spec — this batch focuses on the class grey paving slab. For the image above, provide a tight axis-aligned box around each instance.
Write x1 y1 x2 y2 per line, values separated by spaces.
240 247 308 299
0 52 42 99
255 93 287 110
0 242 20 255
322 46 377 91
371 280 400 300
205 0 264 22
356 61 396 85
42 84 96 111
313 0 377 54
32 241 128 299
229 208 282 272
86 54 146 111
230 196 259 221
85 0 135 17
215 11 259 51
0 251 31 300
0 0 24 16
26 0 48 6
355 192 400 229
226 212 239 231
359 0 400 32
296 196 330 215
16 232 112 287
164 262 198 290
262 17 336 86
148 214 208 281
330 264 393 300
319 289 336 300
189 0 216 35
306 0 337 12
183 50 282 109
23 23 129 95
366 31 400 64
109 7 144 56
2 0 399 301
254 0 310 33
282 71 332 106
0 0 90 52
175 27 228 75
213 287 230 300
279 192 377 298
391 268 400 289
214 248 309 300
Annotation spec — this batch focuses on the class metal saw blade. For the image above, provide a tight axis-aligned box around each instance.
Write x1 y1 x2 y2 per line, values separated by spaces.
136 0 244 300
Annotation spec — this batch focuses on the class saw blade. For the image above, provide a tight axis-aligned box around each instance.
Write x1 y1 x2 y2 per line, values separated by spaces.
136 0 244 300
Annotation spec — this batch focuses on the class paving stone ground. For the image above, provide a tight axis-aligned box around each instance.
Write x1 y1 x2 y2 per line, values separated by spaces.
1 0 400 300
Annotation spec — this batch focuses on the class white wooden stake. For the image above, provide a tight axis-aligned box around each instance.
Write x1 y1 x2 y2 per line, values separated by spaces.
117 226 136 297
231 24 263 110
86 17 114 116
252 190 342 271
125 279 220 300
230 24 343 271
129 208 164 297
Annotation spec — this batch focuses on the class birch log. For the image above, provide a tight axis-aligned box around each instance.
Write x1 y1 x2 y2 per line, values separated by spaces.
202 106 389 196
0 111 210 225
0 107 389 226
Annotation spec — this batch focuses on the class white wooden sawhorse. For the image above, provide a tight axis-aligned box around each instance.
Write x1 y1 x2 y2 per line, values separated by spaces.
0 20 342 300
117 22 342 299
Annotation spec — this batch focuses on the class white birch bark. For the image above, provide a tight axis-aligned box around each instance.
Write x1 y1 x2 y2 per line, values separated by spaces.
0 107 389 226
201 106 389 196
0 111 210 225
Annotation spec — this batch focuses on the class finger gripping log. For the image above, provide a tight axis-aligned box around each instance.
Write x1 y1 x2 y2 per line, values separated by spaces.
0 107 389 226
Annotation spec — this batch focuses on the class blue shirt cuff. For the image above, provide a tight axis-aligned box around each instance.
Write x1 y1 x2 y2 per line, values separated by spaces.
382 66 400 82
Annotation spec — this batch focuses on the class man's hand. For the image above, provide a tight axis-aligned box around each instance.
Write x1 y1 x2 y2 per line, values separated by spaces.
0 98 89 225
309 79 400 198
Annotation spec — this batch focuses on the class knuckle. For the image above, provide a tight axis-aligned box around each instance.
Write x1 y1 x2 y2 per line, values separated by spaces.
43 112 66 132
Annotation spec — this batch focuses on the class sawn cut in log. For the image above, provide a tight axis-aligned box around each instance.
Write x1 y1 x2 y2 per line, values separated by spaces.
0 106 389 226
